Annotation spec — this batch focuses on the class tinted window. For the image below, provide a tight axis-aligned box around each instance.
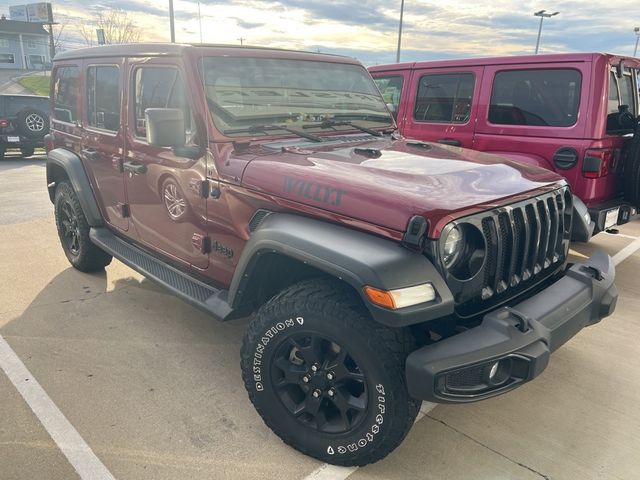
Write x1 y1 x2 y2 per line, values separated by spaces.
619 73 636 116
5 96 48 115
86 66 120 131
414 73 474 123
608 72 620 114
373 76 404 114
133 66 192 140
53 66 79 123
489 69 581 127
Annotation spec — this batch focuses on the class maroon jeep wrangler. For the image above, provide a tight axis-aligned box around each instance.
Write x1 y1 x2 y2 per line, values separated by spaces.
46 44 618 466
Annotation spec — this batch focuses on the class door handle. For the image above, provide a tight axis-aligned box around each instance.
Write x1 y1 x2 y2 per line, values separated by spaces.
123 161 147 174
437 138 462 147
82 148 99 160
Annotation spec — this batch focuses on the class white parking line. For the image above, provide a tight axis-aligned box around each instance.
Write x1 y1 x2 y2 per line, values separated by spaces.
612 237 640 266
302 401 437 480
0 335 116 480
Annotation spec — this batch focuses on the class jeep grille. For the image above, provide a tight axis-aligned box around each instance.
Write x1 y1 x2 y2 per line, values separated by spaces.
440 187 572 318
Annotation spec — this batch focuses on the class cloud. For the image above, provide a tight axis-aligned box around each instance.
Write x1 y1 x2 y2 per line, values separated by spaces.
4 0 639 63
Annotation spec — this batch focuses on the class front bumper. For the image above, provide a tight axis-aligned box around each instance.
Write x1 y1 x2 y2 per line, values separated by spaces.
406 250 618 403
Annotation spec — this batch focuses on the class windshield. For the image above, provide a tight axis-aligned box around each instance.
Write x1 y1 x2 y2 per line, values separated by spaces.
200 56 393 137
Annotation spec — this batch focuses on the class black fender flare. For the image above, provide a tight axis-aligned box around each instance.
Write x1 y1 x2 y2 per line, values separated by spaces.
230 213 454 327
46 148 103 227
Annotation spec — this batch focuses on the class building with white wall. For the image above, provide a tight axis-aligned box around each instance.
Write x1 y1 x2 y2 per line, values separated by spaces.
0 16 51 70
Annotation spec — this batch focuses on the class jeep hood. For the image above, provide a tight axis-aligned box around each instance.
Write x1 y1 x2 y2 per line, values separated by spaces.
239 138 563 236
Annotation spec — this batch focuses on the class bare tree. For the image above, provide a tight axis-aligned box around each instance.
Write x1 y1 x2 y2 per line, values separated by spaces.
79 9 142 46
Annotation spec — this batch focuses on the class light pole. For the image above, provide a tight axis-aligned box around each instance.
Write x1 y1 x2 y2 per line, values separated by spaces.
534 9 559 54
396 0 404 63
197 0 203 43
169 0 175 42
634 27 639 57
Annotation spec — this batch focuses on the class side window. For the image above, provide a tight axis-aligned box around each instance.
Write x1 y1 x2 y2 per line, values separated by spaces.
619 73 636 116
413 73 474 123
608 72 620 114
373 75 404 116
489 69 582 127
86 65 121 132
133 66 193 141
52 66 80 123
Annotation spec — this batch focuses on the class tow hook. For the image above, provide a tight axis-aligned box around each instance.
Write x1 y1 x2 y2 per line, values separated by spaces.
581 265 604 281
506 307 532 333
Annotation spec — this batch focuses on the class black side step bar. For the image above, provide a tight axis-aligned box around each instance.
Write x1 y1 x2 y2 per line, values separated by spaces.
90 227 234 320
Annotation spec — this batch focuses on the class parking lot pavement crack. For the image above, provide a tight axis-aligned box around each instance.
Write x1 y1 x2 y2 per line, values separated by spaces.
426 414 551 480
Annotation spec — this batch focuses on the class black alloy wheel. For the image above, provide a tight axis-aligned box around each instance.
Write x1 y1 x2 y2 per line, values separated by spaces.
271 332 368 434
59 198 81 255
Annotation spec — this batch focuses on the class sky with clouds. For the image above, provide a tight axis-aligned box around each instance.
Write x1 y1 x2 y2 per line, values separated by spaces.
3 0 640 65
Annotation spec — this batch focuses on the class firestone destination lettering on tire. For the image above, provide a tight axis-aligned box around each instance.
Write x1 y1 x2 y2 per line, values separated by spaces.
252 316 304 391
327 383 386 455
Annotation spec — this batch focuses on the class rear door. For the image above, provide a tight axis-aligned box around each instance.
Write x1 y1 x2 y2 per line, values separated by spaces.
123 58 209 270
81 59 128 231
402 67 483 148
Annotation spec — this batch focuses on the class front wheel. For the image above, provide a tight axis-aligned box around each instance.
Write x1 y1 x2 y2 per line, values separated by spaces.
240 278 419 466
54 181 112 272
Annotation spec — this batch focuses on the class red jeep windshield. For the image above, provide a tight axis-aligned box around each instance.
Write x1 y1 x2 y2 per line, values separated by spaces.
200 56 392 137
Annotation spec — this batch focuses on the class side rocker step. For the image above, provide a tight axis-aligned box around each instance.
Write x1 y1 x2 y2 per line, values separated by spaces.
90 227 234 320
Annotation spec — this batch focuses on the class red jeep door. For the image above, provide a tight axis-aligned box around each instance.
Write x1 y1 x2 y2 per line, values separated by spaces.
402 67 483 148
123 58 210 270
81 60 128 231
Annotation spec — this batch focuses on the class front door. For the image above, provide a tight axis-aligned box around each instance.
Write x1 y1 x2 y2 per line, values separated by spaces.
402 66 484 149
81 59 128 231
123 59 209 269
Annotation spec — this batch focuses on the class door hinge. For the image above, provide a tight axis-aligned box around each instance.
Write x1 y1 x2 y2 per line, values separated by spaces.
191 233 211 254
119 203 130 218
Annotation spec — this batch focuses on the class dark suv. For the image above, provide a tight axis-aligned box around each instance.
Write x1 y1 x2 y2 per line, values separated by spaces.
46 44 618 466
0 94 49 158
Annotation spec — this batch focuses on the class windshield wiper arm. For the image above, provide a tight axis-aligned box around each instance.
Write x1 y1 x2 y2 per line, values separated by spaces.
302 119 383 137
223 124 323 142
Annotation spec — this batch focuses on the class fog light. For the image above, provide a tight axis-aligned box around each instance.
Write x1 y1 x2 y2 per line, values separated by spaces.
488 361 499 380
485 358 512 386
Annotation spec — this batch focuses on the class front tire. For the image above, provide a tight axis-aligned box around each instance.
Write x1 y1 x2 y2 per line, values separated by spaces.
240 278 419 466
54 181 112 272
21 147 34 158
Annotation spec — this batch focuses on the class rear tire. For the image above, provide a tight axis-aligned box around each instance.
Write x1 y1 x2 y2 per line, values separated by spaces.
21 147 34 158
240 278 419 466
54 181 112 272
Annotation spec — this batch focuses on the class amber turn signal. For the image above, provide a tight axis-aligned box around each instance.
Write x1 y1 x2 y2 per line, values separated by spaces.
364 283 436 310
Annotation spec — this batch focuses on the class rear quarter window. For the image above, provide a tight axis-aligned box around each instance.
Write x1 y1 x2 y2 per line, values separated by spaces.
4 96 48 116
489 69 582 127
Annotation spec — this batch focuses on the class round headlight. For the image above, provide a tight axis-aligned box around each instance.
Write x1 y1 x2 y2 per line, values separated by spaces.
442 225 463 267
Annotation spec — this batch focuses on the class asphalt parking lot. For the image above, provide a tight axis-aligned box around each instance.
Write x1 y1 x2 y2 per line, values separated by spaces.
1 154 640 480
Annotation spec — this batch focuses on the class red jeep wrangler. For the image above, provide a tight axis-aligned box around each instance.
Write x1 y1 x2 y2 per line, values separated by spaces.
46 44 617 466
370 53 640 241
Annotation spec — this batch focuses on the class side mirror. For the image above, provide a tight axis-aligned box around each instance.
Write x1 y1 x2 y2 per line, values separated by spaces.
145 108 186 147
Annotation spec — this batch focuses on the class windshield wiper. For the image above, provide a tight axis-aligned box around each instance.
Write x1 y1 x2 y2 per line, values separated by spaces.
223 124 323 142
302 119 384 137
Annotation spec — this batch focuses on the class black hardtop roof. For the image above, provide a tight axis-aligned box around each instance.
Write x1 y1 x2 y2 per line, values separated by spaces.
54 43 359 65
